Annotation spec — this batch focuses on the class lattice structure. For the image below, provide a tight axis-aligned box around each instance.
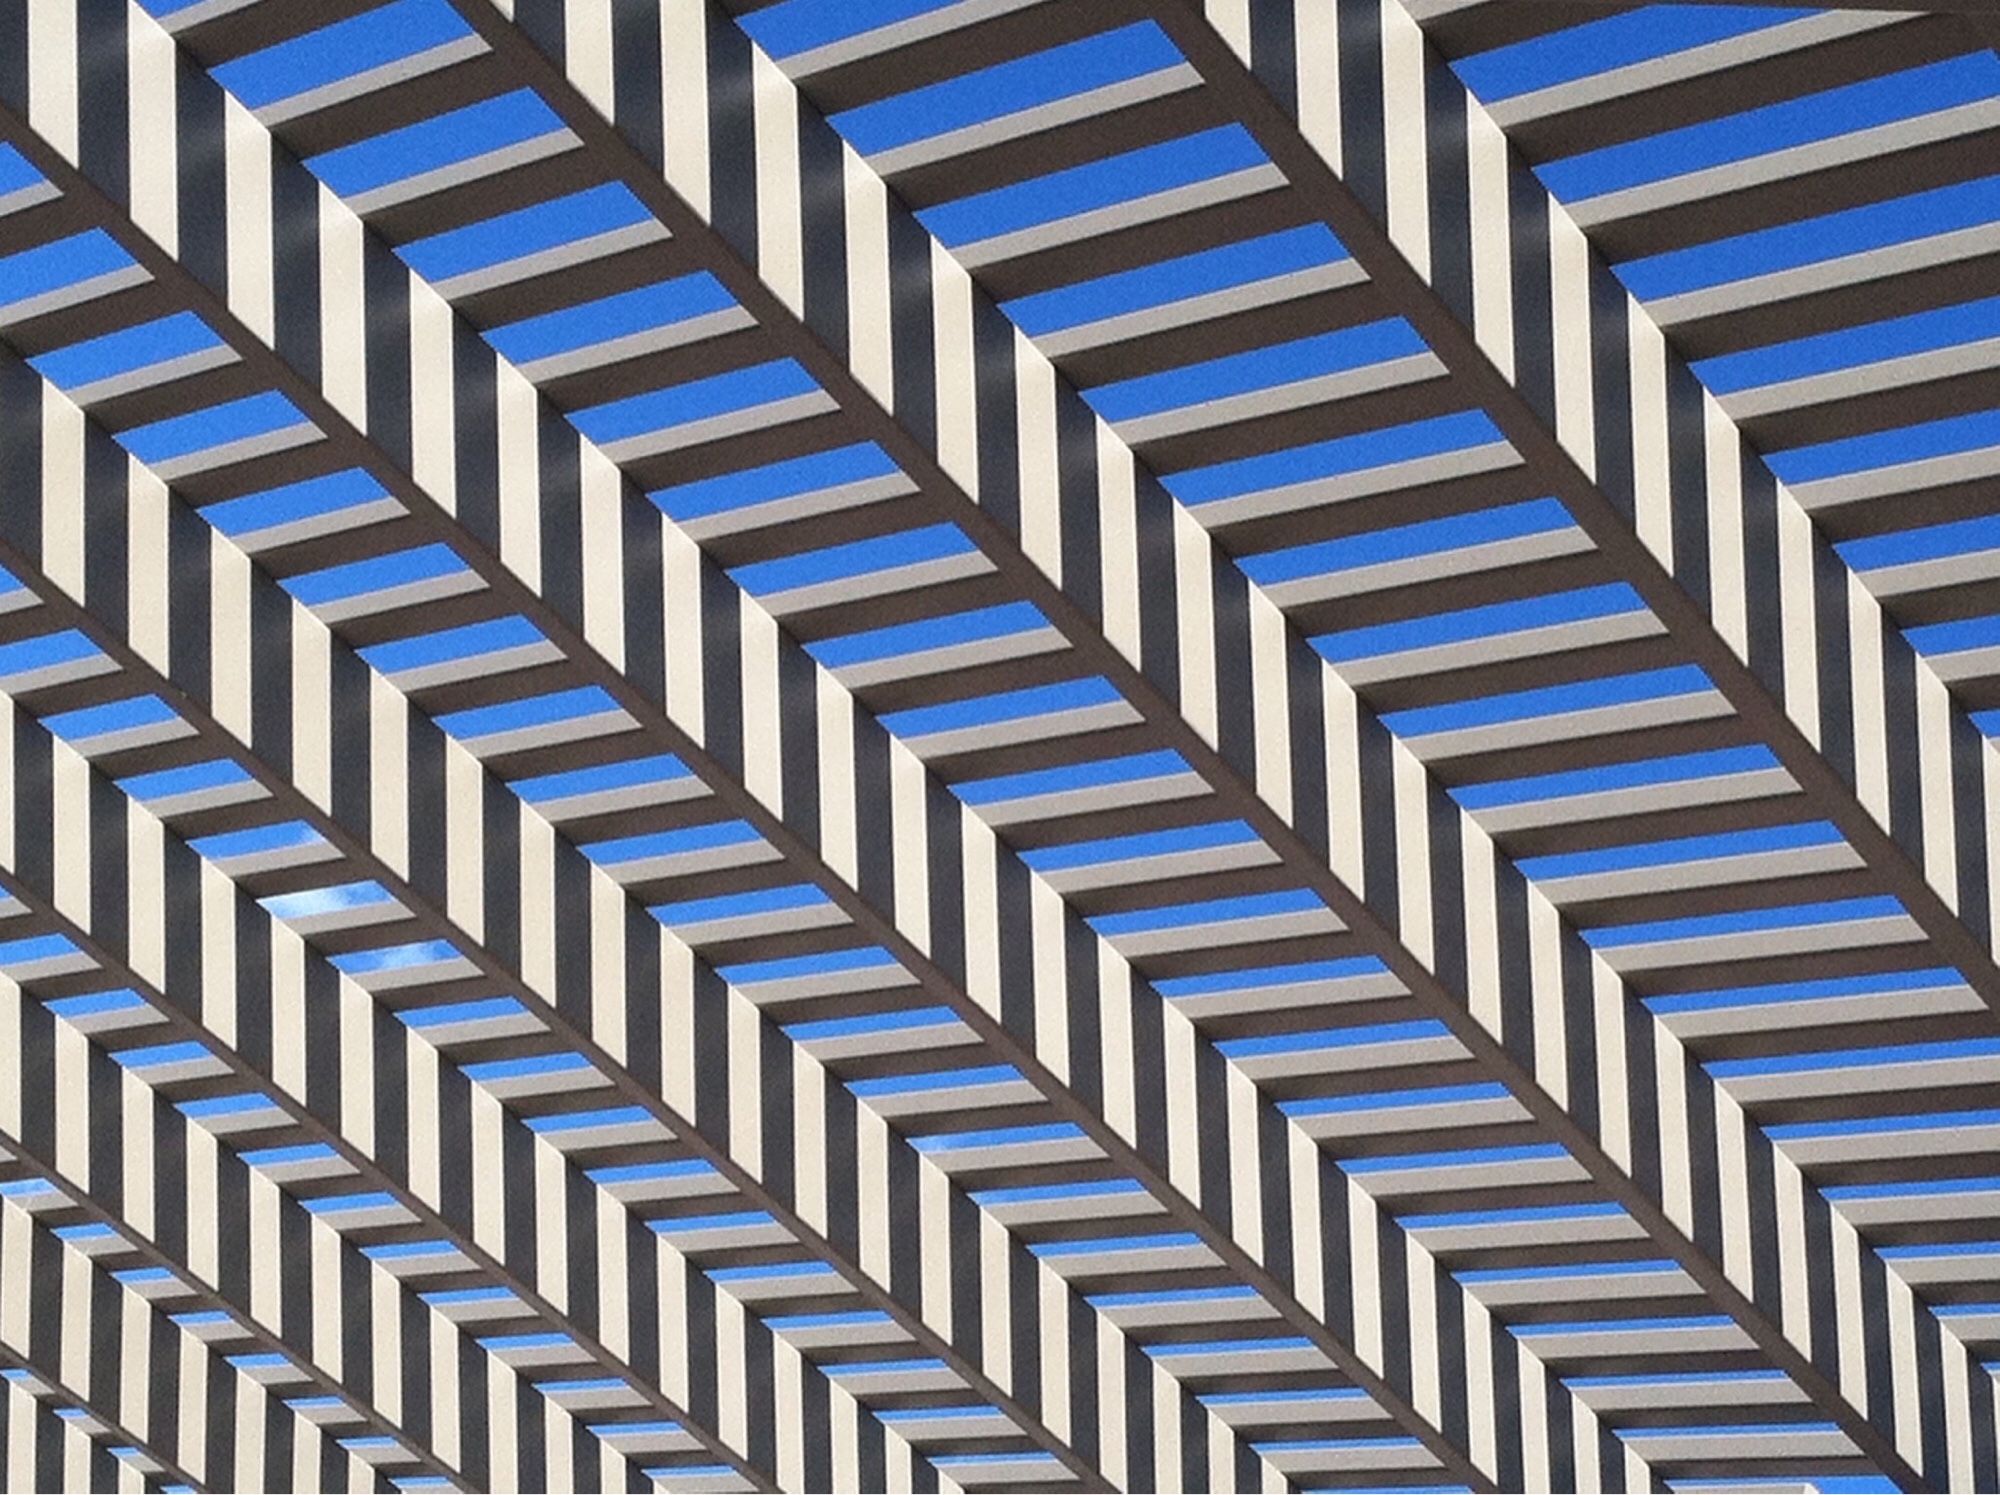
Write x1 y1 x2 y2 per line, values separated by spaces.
0 0 1997 1489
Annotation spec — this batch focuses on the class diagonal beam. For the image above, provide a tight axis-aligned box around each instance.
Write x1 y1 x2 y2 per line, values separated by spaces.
1369 5 2000 1028
1148 0 2000 1028
1390 18 2000 952
0 781 900 1495
0 40 1504 1495
7 5 1824 1487
6 958 817 1495
668 0 2000 1487
0 752 989 1495
0 370 1292 1495
680 0 1998 1481
0 455 1197 1495
0 1036 547 1493
450 0 1975 1485
3 5 1984 1487
1144 0 2000 1487
0 5 1328 1479
0 285 1284 1495
15 5 1880 1487
0 5 1506 1489
227 8 1696 1487
0 1366 153 1495
378 5 1688 1487
0 353 1042 1495
494 0 1999 1488
0 60 1162 1495
0 316 1159 1495
0 218 1224 1495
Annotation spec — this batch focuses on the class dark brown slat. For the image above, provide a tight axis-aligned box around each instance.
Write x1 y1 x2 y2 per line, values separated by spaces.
1583 127 2000 267
1503 15 1974 162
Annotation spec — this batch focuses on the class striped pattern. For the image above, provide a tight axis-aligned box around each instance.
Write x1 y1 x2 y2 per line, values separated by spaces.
0 2 1675 1483
0 3 1600 1486
1185 1 2000 1485
0 1183 344 1495
0 0 1990 1488
0 1347 174 1495
483 0 1986 1485
0 678 981 1493
1 977 486 1491
0 343 1302 1490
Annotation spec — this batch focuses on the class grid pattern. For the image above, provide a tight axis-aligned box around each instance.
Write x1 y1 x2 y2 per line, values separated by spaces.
0 0 1996 1490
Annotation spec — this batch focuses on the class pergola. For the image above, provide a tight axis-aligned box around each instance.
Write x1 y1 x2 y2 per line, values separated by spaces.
0 0 1996 1489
